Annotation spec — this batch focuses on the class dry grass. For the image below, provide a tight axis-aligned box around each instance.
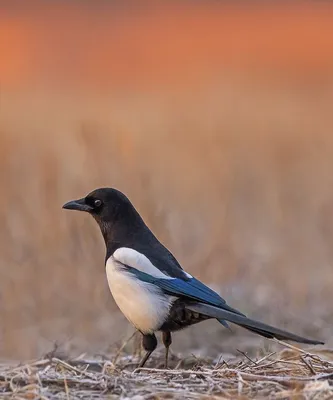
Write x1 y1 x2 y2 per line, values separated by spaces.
1 338 333 399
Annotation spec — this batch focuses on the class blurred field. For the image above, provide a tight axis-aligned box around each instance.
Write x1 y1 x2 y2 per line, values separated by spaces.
1 80 333 361
1 3 333 364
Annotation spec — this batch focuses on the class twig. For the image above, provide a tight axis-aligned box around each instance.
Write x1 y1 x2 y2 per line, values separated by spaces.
113 330 138 366
236 349 258 365
301 356 316 375
64 375 70 400
52 357 95 379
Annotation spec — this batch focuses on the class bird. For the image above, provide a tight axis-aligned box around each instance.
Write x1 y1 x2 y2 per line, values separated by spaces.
63 187 324 368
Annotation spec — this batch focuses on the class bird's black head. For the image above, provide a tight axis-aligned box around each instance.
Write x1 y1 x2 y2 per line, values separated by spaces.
62 187 139 226
63 187 152 252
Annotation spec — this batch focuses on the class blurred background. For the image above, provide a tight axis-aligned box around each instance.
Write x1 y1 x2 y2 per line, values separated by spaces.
1 1 333 362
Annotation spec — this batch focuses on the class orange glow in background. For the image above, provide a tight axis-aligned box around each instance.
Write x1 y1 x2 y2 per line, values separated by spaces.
1 3 333 90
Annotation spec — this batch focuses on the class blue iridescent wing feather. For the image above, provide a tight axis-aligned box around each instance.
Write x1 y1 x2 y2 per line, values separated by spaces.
124 265 245 318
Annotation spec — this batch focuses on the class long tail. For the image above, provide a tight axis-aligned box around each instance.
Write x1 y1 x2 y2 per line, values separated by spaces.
186 303 324 345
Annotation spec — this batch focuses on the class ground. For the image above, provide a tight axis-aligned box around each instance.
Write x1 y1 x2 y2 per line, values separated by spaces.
1 335 333 399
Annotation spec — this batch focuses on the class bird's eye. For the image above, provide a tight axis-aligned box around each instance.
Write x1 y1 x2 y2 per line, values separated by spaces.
94 199 102 207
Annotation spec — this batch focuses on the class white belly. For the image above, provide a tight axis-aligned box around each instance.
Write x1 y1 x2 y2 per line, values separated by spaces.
106 257 174 333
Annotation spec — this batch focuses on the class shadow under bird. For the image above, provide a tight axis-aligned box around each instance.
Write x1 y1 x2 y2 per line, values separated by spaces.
63 188 324 368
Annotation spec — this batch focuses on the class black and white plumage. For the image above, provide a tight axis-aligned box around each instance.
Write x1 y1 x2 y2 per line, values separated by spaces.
63 187 324 368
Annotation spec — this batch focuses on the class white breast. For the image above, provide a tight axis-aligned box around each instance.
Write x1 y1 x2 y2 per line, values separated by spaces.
106 256 174 334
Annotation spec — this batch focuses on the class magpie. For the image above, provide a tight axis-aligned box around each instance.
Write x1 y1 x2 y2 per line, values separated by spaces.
63 187 324 368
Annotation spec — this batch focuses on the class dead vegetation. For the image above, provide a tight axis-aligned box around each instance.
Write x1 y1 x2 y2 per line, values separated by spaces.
1 338 333 399
1 79 333 400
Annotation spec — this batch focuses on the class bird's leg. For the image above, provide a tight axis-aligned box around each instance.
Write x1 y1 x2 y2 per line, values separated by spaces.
138 333 157 368
162 331 172 368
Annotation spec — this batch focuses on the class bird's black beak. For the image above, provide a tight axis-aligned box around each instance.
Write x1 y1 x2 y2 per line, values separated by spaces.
62 198 93 212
